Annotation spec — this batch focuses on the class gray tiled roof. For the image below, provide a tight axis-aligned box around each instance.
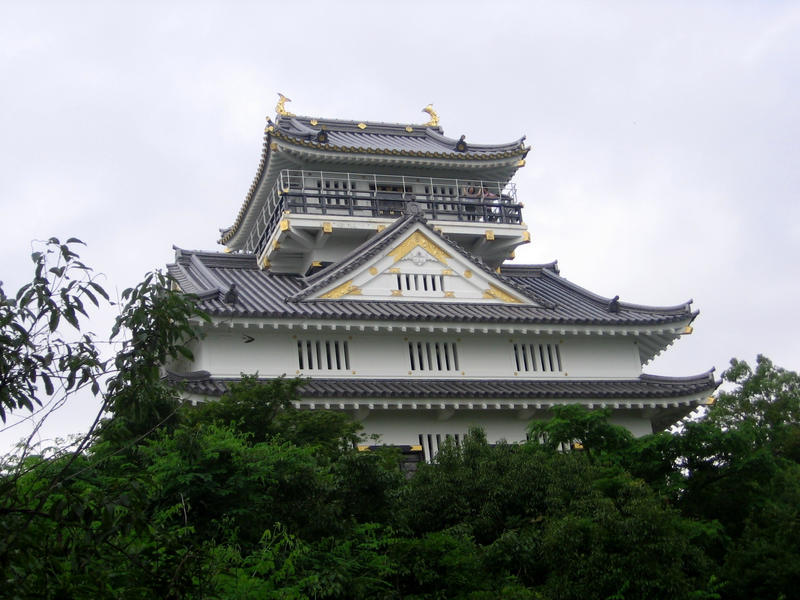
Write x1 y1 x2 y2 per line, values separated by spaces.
167 247 695 328
273 116 529 159
166 371 717 400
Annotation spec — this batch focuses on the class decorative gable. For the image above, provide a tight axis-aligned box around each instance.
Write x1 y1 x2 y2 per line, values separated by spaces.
312 223 538 305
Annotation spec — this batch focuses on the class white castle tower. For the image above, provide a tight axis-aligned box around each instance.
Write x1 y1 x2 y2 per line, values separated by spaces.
167 98 714 460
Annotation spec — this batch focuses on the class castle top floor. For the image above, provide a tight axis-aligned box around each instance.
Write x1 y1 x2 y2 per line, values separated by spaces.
218 101 531 272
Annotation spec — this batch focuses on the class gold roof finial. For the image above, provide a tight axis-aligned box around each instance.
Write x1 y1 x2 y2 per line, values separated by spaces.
276 93 295 117
422 103 439 127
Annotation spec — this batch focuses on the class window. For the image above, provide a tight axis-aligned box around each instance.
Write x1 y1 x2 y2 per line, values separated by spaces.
408 341 459 372
297 339 351 371
395 273 445 293
512 342 563 373
316 179 353 206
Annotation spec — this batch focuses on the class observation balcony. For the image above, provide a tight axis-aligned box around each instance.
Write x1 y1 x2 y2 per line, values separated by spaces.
244 170 529 274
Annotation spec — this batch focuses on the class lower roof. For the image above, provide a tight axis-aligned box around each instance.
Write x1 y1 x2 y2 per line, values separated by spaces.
167 371 717 402
167 250 696 328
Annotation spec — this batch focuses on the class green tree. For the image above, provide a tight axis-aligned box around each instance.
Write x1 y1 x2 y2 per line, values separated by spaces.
1 239 205 598
0 237 107 424
398 428 711 599
528 404 635 460
710 355 800 453
703 357 800 598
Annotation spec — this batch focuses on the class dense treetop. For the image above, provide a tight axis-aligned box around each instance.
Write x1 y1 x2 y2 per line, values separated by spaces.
1 239 798 599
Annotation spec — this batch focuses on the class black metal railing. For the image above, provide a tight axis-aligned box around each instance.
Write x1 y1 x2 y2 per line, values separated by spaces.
247 170 523 257
282 190 521 222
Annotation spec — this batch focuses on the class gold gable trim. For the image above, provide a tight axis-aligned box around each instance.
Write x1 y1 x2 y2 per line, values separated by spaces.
320 280 362 299
483 283 523 304
387 231 452 264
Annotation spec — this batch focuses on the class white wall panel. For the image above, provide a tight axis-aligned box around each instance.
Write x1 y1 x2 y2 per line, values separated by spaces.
192 328 642 379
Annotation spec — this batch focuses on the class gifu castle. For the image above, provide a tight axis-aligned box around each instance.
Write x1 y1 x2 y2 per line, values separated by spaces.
166 96 715 461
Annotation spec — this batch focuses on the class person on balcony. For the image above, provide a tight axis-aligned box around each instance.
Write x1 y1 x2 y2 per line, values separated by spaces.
462 185 481 221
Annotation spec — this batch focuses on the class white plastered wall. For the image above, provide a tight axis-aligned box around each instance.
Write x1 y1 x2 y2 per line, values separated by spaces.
190 327 643 379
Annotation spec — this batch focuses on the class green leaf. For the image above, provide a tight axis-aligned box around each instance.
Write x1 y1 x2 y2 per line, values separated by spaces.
63 306 79 329
49 309 60 332
41 372 54 396
83 287 99 307
176 345 194 360
66 368 76 390
88 281 109 300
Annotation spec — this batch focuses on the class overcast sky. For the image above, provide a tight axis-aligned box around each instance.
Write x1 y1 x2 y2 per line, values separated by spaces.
1 1 798 449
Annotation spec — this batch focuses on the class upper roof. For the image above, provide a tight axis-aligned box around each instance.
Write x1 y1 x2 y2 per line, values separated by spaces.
271 115 528 160
220 110 529 249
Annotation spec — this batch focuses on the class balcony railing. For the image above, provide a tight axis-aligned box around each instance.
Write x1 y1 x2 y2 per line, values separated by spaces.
245 170 522 256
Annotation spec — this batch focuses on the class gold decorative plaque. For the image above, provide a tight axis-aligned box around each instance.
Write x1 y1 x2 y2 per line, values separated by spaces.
388 231 451 264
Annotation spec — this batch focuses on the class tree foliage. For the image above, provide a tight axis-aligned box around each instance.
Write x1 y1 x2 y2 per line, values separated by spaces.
0 237 107 422
2 244 800 598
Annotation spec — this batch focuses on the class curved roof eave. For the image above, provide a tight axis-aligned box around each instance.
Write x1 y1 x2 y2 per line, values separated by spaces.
423 127 527 153
219 129 274 247
276 113 528 151
165 370 719 402
536 267 694 316
269 139 529 178
220 137 305 250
